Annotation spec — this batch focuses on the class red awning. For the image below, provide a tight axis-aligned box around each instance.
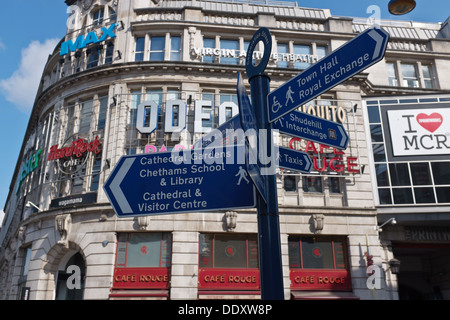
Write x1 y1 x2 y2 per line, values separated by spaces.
291 291 359 300
109 290 169 300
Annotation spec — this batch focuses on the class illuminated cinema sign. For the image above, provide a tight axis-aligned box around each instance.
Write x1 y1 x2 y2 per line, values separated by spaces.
60 23 118 56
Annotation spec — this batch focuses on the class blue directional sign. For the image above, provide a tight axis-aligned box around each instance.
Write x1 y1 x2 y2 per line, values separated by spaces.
193 115 243 149
236 72 268 204
268 27 389 123
237 72 258 135
278 147 312 173
273 110 349 149
104 145 256 217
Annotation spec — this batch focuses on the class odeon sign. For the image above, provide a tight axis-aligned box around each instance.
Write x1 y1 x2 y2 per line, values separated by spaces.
135 98 348 135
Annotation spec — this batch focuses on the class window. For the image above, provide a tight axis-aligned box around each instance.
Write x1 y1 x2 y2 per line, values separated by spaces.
203 38 215 63
329 177 342 194
293 44 310 69
401 63 419 88
277 43 326 69
422 65 433 88
201 93 214 129
135 37 145 61
303 176 323 193
86 47 100 69
288 236 348 270
65 105 75 140
170 36 181 61
277 43 289 68
386 62 434 88
115 233 172 268
79 100 94 134
17 247 32 300
128 90 141 127
92 8 104 26
199 234 258 269
220 93 238 122
109 8 117 23
150 36 165 61
284 176 297 192
220 39 239 65
386 63 398 86
105 42 114 64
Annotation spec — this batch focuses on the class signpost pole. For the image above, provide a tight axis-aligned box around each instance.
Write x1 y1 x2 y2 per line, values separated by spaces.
246 28 284 300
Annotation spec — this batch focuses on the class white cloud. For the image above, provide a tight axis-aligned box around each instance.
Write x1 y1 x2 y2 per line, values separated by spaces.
0 38 59 113
0 39 5 51
0 210 4 226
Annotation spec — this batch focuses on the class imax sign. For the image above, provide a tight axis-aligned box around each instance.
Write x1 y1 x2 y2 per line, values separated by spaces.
60 23 118 56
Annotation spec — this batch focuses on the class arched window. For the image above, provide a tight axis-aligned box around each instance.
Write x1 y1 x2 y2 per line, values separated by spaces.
55 252 86 300
92 8 104 26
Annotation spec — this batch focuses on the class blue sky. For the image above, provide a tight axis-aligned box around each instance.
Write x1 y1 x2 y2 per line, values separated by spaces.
0 0 449 213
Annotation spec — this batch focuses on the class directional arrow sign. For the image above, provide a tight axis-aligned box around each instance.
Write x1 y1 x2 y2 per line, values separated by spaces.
104 145 256 217
193 115 243 149
268 27 389 123
273 110 349 150
278 147 313 173
236 72 268 204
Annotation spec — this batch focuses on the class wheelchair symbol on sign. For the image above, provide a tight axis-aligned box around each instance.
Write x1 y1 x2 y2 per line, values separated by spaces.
271 96 282 114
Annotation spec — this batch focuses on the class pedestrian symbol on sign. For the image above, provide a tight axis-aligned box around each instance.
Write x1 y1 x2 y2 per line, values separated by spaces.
236 166 250 185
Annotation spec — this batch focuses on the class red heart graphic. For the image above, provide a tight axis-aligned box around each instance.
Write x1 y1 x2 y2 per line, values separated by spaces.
416 113 443 133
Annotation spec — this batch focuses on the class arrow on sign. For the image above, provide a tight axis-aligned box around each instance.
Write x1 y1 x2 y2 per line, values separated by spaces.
108 157 135 215
268 27 389 123
273 110 349 150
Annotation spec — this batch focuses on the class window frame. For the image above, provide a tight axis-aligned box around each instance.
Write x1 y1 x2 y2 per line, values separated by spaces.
386 61 435 89
199 233 259 270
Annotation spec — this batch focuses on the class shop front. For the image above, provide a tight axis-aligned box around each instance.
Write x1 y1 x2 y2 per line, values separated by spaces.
110 233 172 300
387 227 450 300
364 95 450 300
288 236 358 300
198 233 261 299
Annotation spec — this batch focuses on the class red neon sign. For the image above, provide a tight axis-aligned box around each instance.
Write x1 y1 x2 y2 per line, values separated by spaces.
288 137 359 174
47 136 102 161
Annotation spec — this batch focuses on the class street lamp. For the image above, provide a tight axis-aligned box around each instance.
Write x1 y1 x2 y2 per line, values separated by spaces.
388 0 416 15
26 201 42 212
375 217 397 232
388 258 401 275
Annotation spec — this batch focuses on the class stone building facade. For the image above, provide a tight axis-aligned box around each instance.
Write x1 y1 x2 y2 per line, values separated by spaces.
1 0 449 300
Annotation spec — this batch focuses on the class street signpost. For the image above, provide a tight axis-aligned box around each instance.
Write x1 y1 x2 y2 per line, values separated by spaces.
268 27 390 123
278 146 313 173
103 145 256 217
104 25 389 301
243 27 285 300
273 110 349 149
237 72 268 204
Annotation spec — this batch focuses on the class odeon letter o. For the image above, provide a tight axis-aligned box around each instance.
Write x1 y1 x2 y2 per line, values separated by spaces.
136 100 159 134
